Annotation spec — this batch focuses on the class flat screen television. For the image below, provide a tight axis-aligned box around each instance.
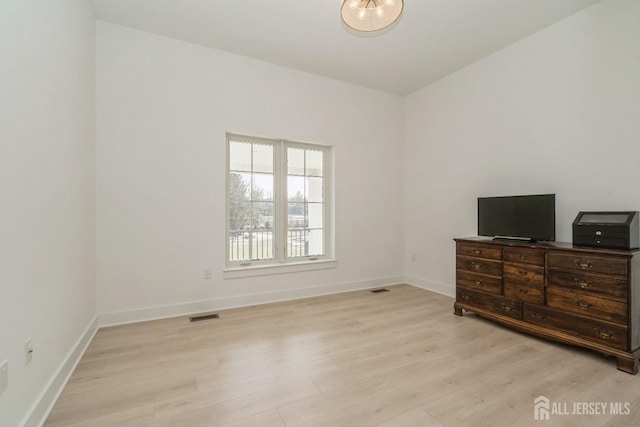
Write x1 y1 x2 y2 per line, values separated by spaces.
478 194 556 242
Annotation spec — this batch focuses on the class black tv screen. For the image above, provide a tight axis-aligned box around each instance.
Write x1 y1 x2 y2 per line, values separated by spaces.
478 194 555 241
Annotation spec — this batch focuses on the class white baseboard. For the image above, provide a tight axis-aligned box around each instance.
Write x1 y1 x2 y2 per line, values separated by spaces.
404 275 455 298
20 316 98 427
99 275 404 327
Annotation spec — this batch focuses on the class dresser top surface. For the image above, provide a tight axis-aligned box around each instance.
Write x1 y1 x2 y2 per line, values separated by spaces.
455 237 638 257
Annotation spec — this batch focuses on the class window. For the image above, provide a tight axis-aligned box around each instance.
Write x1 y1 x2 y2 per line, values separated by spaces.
226 134 333 272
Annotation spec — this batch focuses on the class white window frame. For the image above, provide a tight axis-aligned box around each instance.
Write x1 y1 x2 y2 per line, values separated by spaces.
224 133 335 278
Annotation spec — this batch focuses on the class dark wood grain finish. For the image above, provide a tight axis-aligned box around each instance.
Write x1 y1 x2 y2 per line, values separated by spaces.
523 304 628 351
504 282 544 304
503 248 545 266
546 286 627 324
632 253 640 351
456 242 502 260
456 270 502 295
547 252 628 276
456 256 502 277
547 269 628 299
456 287 522 320
503 264 544 287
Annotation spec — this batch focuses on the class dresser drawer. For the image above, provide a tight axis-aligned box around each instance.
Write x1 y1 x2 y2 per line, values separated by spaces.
456 256 502 277
504 283 544 304
547 269 628 299
504 264 544 287
456 270 502 295
457 288 522 320
523 304 628 351
546 287 627 324
504 248 545 266
457 242 502 260
547 253 628 276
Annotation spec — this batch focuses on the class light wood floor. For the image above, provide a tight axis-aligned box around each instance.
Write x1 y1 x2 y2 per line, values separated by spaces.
45 284 640 427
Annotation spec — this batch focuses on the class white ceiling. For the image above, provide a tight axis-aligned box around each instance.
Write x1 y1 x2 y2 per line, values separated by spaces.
91 0 602 96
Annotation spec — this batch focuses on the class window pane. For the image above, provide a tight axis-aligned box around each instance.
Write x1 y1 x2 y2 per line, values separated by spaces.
306 177 323 203
229 141 252 172
288 175 305 201
253 143 273 173
251 202 274 260
308 203 323 229
229 172 250 202
230 201 251 231
250 230 274 260
306 150 323 177
253 202 274 230
308 229 324 256
252 173 273 201
229 230 248 261
288 228 308 258
288 148 305 176
288 203 306 227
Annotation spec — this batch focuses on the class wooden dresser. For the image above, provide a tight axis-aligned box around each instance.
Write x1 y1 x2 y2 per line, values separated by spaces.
454 237 640 374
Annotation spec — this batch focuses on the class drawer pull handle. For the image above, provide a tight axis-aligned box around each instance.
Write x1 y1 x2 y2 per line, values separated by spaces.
594 329 614 340
574 278 590 289
519 254 529 261
576 301 592 310
501 303 514 312
518 269 528 276
518 288 529 295
474 280 482 286
473 249 482 255
471 262 482 271
575 260 592 270
460 293 471 301
531 312 547 320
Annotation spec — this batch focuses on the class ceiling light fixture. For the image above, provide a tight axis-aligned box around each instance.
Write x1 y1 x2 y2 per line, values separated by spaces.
341 0 404 33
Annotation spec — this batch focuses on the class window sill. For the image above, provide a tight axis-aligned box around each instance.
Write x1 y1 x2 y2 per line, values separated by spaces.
223 259 337 279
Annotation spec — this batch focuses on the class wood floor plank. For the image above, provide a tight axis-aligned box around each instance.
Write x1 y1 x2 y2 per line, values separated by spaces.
196 356 339 391
295 379 437 427
153 374 315 420
46 375 196 426
278 360 437 426
377 408 444 427
152 379 320 426
43 404 154 427
219 409 286 427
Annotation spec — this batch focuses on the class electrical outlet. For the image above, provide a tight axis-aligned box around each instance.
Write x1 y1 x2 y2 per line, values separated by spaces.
203 268 212 279
0 360 8 394
25 338 33 365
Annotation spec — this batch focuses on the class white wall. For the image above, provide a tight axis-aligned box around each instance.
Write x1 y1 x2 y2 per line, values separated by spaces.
403 0 640 296
95 22 405 321
0 1 96 426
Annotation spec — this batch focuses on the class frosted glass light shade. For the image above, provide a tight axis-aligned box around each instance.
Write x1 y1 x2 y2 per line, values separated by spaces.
341 0 404 32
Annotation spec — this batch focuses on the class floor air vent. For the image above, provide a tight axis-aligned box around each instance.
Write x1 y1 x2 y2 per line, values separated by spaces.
370 288 390 294
190 313 220 322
